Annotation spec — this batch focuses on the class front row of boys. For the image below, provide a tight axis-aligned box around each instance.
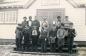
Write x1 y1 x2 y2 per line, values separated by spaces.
15 16 76 53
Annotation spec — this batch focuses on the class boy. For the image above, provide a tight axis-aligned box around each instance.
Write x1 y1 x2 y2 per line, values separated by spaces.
40 17 49 52
49 23 57 52
68 23 76 53
31 17 40 51
57 23 66 52
15 23 23 50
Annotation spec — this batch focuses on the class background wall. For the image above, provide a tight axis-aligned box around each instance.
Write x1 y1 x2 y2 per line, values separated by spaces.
0 0 85 41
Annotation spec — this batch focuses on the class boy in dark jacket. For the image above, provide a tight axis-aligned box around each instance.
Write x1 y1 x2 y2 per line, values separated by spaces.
68 23 76 53
31 18 40 51
15 23 23 50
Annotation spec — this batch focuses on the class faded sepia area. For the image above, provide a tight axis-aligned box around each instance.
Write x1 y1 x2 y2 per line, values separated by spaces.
0 0 86 56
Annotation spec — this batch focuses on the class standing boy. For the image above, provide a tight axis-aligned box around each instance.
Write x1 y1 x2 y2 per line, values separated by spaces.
15 23 23 50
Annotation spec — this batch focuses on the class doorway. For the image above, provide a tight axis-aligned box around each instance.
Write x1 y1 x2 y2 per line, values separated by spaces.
36 8 65 29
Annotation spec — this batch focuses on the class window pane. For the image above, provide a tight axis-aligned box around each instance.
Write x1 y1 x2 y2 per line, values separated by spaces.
0 12 4 23
0 9 18 24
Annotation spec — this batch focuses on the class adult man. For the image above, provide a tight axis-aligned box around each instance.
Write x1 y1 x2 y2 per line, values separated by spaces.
31 17 40 51
40 17 49 52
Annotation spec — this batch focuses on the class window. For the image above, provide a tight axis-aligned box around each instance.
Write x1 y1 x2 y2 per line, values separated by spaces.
0 9 18 24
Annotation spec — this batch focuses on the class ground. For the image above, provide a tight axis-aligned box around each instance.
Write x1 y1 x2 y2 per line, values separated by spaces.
0 45 85 56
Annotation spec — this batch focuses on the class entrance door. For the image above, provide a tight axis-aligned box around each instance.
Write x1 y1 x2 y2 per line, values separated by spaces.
36 8 65 30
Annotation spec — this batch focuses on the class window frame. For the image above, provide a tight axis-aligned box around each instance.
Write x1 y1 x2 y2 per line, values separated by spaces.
0 9 18 25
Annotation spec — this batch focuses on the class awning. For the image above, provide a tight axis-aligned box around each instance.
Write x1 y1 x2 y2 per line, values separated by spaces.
66 0 86 8
0 0 36 9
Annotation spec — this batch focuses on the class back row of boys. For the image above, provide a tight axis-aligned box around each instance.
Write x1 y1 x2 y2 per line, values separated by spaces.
15 16 76 53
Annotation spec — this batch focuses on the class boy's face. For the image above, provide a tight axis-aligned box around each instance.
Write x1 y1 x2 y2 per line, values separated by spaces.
23 18 27 21
70 25 73 29
65 17 68 21
29 16 32 20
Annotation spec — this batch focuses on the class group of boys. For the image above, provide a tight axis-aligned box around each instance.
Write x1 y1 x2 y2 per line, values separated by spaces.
15 16 40 51
15 16 76 53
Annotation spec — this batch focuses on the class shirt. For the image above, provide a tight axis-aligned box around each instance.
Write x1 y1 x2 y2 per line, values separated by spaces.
41 21 49 29
57 28 66 39
28 21 32 26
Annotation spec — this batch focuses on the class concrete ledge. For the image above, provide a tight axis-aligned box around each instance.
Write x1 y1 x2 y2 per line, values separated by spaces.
75 41 86 47
0 39 15 45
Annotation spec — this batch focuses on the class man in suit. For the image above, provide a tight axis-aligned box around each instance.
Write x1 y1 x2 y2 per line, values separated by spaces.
31 17 40 51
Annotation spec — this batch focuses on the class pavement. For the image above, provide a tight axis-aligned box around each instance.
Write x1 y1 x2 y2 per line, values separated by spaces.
0 45 85 56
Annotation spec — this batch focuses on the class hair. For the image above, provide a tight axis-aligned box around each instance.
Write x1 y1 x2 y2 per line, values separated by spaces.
57 16 61 19
29 16 32 18
23 16 27 19
70 23 73 25
65 16 68 18
18 23 22 26
61 23 64 26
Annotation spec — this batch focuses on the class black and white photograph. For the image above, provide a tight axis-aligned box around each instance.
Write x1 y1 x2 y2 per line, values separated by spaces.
0 0 85 56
